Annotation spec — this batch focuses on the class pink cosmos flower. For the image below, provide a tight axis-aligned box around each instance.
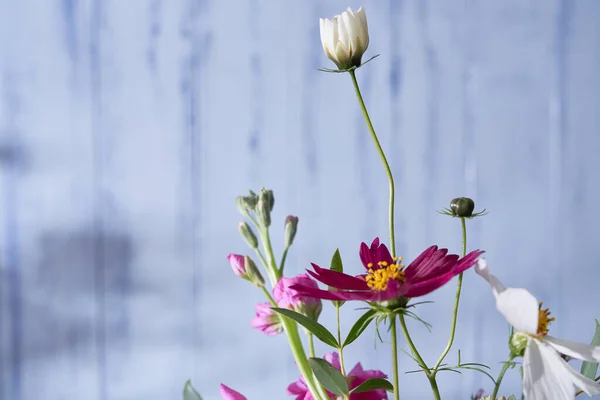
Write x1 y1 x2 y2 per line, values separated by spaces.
250 302 283 335
287 352 388 400
291 238 483 302
220 384 247 400
274 274 323 320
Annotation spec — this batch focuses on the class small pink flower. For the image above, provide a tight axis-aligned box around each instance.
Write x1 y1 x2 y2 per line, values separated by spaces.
251 302 283 336
287 353 388 400
220 384 247 400
228 254 246 277
274 274 322 320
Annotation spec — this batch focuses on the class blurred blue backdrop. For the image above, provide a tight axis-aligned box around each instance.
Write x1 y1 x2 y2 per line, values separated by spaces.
1 1 599 399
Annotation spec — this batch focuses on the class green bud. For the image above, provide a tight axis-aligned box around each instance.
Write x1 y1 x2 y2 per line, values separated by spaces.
509 331 528 358
238 222 258 248
244 256 265 287
235 191 259 215
284 216 298 248
255 189 274 227
450 197 475 217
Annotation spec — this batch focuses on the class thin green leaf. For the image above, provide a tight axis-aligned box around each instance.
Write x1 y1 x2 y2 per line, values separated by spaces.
581 319 600 379
403 310 432 332
271 308 339 348
309 357 349 396
349 378 394 393
183 380 203 400
343 309 376 347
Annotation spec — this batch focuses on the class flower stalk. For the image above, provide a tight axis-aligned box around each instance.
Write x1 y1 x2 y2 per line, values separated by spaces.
349 69 396 257
491 358 514 399
433 217 468 373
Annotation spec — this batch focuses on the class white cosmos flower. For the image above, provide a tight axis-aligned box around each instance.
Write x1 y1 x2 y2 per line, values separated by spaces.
475 259 600 399
319 7 369 70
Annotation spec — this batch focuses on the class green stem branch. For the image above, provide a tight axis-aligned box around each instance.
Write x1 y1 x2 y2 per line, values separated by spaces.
349 70 396 257
491 358 513 399
433 217 468 373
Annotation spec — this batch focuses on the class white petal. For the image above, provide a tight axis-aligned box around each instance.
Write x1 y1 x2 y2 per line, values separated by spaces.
523 339 576 400
545 335 600 362
496 288 539 334
564 363 600 396
474 259 506 298
355 7 369 51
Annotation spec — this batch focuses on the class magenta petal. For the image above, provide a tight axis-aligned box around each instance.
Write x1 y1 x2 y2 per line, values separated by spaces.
219 384 247 400
453 250 485 274
401 271 456 298
309 264 369 290
405 246 451 281
290 284 377 301
323 352 341 370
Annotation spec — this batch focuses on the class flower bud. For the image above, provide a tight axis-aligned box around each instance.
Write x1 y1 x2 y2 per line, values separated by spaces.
235 191 258 215
256 189 274 227
274 274 322 321
284 216 298 248
244 256 265 287
450 197 475 217
251 302 283 336
227 254 246 278
238 222 258 249
320 7 369 70
509 331 528 358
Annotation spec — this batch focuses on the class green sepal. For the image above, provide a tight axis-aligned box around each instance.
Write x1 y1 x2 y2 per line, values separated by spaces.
271 307 339 348
349 378 394 393
318 54 380 73
580 319 600 379
308 357 349 396
329 249 345 308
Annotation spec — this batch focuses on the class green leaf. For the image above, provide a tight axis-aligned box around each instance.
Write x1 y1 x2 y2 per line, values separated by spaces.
349 378 394 393
308 357 349 396
330 249 343 272
328 249 345 308
343 309 376 347
272 308 339 347
183 380 203 400
580 319 600 379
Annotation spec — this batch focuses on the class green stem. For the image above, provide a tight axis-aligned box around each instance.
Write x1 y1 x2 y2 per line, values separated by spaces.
279 247 289 275
433 217 468 373
390 316 401 400
336 305 346 376
308 332 315 358
491 358 514 399
259 228 280 286
255 248 269 270
349 70 396 257
261 287 325 400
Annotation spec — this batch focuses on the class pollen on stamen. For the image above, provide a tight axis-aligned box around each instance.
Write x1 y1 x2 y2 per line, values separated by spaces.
367 262 373 268
365 262 406 292
537 301 555 337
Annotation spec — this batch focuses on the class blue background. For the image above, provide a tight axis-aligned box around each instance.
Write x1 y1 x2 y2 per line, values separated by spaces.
1 1 599 399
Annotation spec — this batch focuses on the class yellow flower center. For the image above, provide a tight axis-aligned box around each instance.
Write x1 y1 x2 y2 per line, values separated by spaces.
365 257 405 292
537 302 555 336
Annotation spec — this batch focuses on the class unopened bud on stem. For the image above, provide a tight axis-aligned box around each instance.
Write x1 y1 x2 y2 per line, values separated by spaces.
238 222 258 249
284 216 298 248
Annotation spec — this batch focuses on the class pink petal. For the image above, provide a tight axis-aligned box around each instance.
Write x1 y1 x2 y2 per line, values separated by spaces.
453 250 485 274
323 352 342 370
308 264 369 290
219 384 247 400
404 247 450 281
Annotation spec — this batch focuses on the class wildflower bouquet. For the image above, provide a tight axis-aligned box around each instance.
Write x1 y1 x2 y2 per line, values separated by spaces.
183 7 600 400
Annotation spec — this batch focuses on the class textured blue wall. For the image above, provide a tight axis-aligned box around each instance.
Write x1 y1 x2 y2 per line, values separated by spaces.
1 1 599 399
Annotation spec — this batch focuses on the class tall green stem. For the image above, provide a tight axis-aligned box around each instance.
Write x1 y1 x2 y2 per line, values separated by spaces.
491 358 514 399
261 287 325 400
307 332 315 358
433 217 468 373
336 305 346 375
349 70 396 257
390 316 401 400
259 228 280 286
